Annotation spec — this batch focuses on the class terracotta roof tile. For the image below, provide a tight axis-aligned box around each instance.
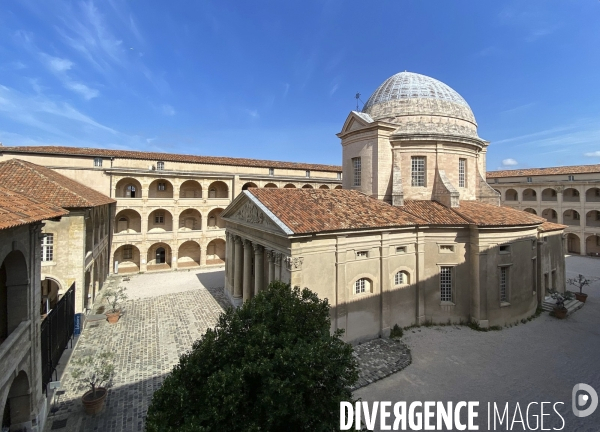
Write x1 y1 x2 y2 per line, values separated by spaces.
0 186 68 230
452 200 546 227
0 159 115 208
248 189 426 234
487 164 600 178
538 221 567 233
402 200 470 225
0 145 342 173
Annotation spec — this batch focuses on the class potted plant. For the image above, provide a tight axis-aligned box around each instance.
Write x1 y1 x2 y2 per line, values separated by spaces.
567 274 590 303
101 286 128 323
70 352 115 415
549 290 573 319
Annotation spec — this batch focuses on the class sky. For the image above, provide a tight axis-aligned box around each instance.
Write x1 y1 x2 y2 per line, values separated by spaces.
1 0 599 170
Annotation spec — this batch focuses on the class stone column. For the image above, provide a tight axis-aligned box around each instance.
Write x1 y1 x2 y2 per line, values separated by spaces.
267 250 275 286
226 233 235 294
243 239 253 302
274 252 282 281
254 244 264 294
233 236 243 299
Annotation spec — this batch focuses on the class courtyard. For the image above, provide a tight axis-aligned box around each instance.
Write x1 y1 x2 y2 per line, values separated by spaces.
45 256 600 431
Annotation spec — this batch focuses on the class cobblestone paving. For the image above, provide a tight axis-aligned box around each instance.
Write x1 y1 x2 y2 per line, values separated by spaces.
45 271 411 432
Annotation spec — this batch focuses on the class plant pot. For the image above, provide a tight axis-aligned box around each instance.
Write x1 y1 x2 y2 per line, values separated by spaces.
553 307 568 319
574 293 588 303
106 311 121 324
82 387 107 415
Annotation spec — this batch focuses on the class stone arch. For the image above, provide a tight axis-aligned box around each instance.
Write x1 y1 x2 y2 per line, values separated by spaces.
0 250 29 341
148 179 174 199
302 184 314 189
207 181 228 198
207 208 225 229
283 184 296 189
563 209 580 226
179 180 202 198
334 185 342 190
522 188 537 202
114 209 142 233
541 188 557 202
563 187 580 202
566 233 581 254
115 177 142 198
586 210 600 227
147 243 172 269
206 239 226 264
523 208 537 215
264 183 278 188
41 277 61 316
178 241 201 268
541 208 558 222
113 244 140 274
505 189 518 201
242 182 258 190
147 209 173 232
1 371 31 430
585 234 600 256
393 270 410 286
585 187 600 203
178 209 202 231
319 185 330 189
349 274 374 295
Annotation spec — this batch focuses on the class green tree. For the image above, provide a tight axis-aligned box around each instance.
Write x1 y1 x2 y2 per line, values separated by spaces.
146 281 358 432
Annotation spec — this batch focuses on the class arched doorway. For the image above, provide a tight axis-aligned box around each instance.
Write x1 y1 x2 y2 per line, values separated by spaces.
206 239 225 265
541 188 557 202
2 371 31 430
40 278 61 316
566 233 581 254
207 181 228 198
179 180 202 198
1 250 29 342
178 241 201 268
147 243 171 270
113 245 141 274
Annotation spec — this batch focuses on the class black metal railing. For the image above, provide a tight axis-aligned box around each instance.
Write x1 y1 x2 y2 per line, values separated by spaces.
41 282 75 393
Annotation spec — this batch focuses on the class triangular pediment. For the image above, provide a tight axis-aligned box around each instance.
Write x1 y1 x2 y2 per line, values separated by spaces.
339 111 374 135
221 191 292 236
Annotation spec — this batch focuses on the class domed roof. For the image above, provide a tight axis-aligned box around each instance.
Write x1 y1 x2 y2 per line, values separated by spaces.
362 72 477 127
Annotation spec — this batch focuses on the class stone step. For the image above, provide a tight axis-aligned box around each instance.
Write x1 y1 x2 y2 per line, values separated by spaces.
541 297 584 315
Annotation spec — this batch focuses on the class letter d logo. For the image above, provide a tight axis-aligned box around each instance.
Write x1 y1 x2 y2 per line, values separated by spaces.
572 383 598 418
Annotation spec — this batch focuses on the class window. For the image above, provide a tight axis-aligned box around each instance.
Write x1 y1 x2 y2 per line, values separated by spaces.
499 245 511 254
305 170 310 178
337 172 342 180
411 156 426 187
396 246 407 254
459 158 466 188
355 278 367 294
155 212 164 224
440 267 453 302
94 157 102 167
157 161 165 171
269 168 274 176
126 185 136 198
532 239 536 250
356 251 368 258
494 178 498 184
526 177 532 183
568 175 575 181
395 271 408 285
573 211 580 220
123 245 133 260
596 189 600 197
41 234 54 262
440 245 454 253
352 157 361 187
500 267 508 302
552 210 557 219
157 182 166 191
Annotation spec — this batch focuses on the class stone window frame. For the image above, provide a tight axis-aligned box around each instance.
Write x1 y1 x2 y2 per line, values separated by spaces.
157 182 167 191
355 250 368 259
352 277 373 295
393 270 410 286
154 212 165 224
438 244 455 253
526 177 532 183
93 157 102 167
352 157 361 187
157 161 165 171
499 264 512 306
411 156 426 187
567 175 575 181
123 245 133 260
269 168 274 176
458 158 466 188
438 265 455 304
42 233 54 262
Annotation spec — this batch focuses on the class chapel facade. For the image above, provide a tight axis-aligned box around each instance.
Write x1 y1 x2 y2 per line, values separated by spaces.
221 72 567 343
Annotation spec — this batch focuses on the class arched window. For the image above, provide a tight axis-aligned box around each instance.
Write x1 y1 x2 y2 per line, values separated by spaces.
354 278 371 294
394 271 409 285
126 184 136 198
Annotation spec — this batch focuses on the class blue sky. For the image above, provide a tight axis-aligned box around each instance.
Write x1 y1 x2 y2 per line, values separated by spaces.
1 1 599 170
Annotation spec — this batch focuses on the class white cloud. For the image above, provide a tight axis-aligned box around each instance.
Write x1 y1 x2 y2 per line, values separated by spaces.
502 158 518 166
246 109 259 119
584 151 600 157
40 53 99 99
161 104 175 116
45 55 73 73
64 81 99 100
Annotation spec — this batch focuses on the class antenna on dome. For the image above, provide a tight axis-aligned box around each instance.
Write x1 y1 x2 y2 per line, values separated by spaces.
355 93 364 111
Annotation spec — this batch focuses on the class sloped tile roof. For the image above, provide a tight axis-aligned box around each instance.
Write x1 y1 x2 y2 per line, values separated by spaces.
402 200 470 225
538 221 568 233
487 164 600 178
0 186 68 230
453 200 546 227
248 189 426 234
0 145 343 173
0 159 115 209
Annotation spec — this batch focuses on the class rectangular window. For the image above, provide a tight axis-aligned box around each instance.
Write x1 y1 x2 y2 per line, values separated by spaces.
411 156 426 187
500 267 508 302
356 250 368 258
494 178 498 184
155 212 164 224
157 182 166 191
337 172 342 180
355 279 365 294
396 246 407 254
499 245 511 254
568 175 574 181
269 168 274 176
123 245 133 260
305 170 310 178
41 234 54 262
157 161 165 171
440 245 455 253
440 267 453 302
526 177 532 183
352 157 361 187
93 157 102 167
459 158 466 188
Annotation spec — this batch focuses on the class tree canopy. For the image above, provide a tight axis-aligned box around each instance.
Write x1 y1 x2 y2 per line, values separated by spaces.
146 281 358 432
